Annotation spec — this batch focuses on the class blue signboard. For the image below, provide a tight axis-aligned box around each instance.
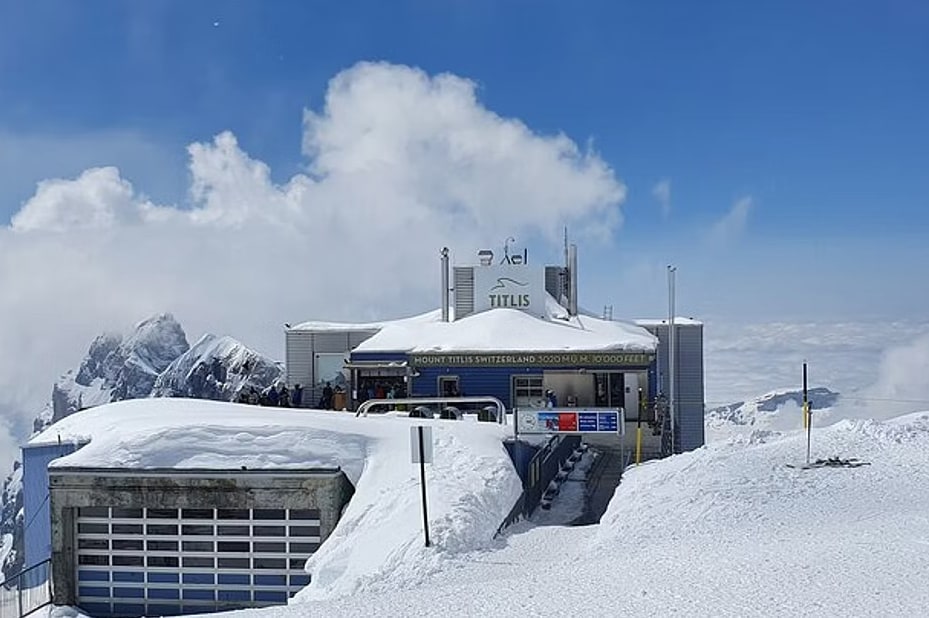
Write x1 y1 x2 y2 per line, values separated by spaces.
577 413 599 432
517 409 623 434
598 412 618 432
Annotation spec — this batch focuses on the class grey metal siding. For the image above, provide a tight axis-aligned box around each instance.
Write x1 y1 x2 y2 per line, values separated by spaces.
676 326 705 451
645 323 705 453
453 267 474 319
544 266 567 303
284 331 313 389
311 332 352 354
347 331 378 348
286 329 379 392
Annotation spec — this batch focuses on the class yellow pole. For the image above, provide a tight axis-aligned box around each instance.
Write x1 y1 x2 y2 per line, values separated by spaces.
635 426 643 465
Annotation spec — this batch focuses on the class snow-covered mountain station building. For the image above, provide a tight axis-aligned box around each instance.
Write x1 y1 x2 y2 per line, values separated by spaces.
285 244 706 454
17 243 705 618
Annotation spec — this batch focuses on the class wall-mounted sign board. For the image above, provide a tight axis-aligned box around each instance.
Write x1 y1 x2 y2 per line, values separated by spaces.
517 409 624 435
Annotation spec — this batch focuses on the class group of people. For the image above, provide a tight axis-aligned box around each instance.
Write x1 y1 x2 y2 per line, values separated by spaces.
236 382 304 408
317 381 346 409
356 379 406 403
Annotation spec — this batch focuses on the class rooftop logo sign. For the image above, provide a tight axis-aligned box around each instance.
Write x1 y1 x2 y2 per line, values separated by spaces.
488 277 530 309
474 264 545 315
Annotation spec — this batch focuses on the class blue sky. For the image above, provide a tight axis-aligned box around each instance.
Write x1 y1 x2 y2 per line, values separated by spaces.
1 0 929 463
1 0 928 321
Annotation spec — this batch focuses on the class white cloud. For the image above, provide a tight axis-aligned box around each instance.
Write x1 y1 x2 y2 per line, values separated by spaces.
11 167 167 232
0 129 185 221
710 195 753 241
651 179 671 218
0 61 627 471
850 332 929 420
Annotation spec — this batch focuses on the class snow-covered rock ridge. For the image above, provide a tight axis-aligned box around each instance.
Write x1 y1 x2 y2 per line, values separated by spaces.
0 314 283 580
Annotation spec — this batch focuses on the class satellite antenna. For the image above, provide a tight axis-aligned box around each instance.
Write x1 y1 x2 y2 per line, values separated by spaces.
503 236 515 261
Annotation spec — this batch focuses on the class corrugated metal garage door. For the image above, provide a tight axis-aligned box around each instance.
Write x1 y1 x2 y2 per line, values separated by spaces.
75 506 318 616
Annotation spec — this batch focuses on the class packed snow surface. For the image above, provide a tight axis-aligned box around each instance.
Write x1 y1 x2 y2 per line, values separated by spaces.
208 410 929 617
289 309 443 332
33 399 929 616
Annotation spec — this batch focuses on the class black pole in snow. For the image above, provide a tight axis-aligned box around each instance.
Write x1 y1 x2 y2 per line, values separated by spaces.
418 426 431 547
804 362 811 466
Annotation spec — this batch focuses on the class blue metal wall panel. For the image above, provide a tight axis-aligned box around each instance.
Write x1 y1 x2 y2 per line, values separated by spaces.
412 363 655 408
502 439 542 483
412 366 526 403
23 442 79 567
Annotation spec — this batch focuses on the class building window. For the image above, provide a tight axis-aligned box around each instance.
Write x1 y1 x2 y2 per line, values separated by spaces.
513 375 544 409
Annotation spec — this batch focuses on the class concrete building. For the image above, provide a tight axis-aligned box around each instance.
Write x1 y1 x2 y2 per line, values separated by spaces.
21 403 355 617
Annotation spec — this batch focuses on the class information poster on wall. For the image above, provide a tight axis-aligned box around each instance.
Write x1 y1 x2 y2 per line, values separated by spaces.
517 409 623 435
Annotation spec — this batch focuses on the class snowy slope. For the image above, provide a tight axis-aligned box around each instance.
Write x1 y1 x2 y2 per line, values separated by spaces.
705 386 841 442
202 410 929 617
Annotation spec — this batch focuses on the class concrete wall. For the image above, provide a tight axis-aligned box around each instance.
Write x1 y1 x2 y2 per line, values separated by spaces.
47 468 354 606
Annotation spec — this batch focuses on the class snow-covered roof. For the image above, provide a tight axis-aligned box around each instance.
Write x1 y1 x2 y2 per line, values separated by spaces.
290 298 674 353
28 398 513 485
354 306 657 354
634 317 704 327
288 309 443 332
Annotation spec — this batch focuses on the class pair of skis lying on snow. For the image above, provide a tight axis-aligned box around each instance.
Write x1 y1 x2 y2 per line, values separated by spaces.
786 457 871 469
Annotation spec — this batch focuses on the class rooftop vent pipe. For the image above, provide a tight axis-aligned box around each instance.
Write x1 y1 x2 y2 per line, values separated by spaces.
441 247 450 322
568 243 578 316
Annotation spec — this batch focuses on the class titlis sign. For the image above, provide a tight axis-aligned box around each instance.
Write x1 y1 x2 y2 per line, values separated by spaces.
474 241 545 315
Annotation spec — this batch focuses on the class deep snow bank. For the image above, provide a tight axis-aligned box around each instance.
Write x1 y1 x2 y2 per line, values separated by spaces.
229 411 929 617
293 419 521 602
32 400 521 601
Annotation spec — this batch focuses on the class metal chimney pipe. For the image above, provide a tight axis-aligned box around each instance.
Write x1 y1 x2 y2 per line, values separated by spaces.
568 244 578 316
440 247 450 322
667 264 677 454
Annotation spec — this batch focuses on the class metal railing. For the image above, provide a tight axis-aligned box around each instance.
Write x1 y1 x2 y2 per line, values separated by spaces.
496 434 581 537
355 396 507 424
0 559 51 618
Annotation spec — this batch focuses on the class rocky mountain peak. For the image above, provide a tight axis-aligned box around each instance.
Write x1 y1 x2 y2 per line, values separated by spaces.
6 313 283 580
151 333 283 401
